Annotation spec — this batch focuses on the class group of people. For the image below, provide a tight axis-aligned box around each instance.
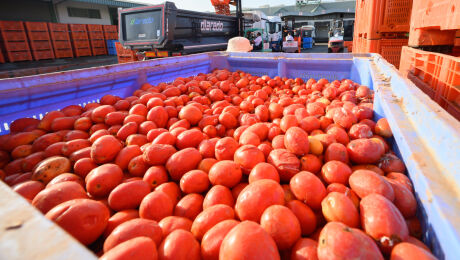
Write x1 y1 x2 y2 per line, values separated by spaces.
227 31 294 52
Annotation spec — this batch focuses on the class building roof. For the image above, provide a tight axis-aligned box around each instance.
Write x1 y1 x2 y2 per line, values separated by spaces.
68 0 146 8
244 1 356 17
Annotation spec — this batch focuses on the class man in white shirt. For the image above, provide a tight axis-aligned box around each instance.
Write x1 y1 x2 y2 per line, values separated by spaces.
286 33 294 41
253 32 263 50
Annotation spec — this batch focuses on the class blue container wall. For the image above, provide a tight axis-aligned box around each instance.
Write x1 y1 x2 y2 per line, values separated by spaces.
0 52 459 259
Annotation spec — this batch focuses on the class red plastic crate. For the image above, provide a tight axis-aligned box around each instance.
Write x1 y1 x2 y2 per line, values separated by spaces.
53 40 72 50
70 31 88 40
92 47 107 56
104 32 118 40
54 48 73 59
72 40 90 49
28 40 53 51
90 39 106 48
344 41 353 52
103 25 117 33
86 24 103 32
4 50 33 62
88 31 104 40
48 23 68 32
27 31 50 41
73 47 91 57
356 0 412 39
2 41 30 51
1 30 28 42
24 22 48 32
0 21 24 31
69 24 87 32
32 49 54 61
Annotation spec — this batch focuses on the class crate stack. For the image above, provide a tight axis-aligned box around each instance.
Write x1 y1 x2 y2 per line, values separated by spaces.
69 24 91 57
0 21 33 62
0 46 4 63
24 22 54 61
48 23 73 59
87 24 107 56
115 42 138 63
103 25 118 40
399 0 460 120
352 0 412 68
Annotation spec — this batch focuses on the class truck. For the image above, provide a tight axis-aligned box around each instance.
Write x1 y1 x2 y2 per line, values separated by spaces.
328 19 344 53
0 52 458 259
118 1 244 58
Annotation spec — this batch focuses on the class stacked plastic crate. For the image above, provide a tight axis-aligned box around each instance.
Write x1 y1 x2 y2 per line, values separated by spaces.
399 0 460 120
24 22 54 61
115 42 138 63
0 21 32 62
87 24 107 56
352 0 412 68
69 24 91 57
48 23 73 59
103 25 118 40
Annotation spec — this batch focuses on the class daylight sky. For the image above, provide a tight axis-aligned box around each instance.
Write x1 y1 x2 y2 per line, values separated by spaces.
125 0 331 12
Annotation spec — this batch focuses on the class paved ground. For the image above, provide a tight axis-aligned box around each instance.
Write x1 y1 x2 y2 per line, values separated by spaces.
0 55 118 79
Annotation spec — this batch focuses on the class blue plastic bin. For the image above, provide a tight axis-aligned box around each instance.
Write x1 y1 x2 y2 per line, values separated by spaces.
303 37 313 44
0 52 459 259
302 42 313 49
106 40 118 55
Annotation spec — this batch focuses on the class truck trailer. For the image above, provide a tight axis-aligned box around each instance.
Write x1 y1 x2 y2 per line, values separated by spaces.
118 1 244 58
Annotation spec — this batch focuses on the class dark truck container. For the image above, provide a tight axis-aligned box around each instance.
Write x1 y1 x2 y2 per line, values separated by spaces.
118 2 240 58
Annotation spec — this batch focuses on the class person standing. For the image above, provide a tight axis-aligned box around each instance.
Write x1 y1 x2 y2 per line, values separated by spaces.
253 32 263 51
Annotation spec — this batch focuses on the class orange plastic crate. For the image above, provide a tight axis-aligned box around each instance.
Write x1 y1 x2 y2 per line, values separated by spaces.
344 41 353 52
27 31 50 41
54 48 73 59
87 24 103 32
70 31 88 40
90 39 106 48
48 23 68 32
104 32 118 40
48 23 73 59
24 22 48 32
32 49 54 61
400 46 460 119
2 41 30 51
29 40 53 51
356 0 412 39
69 24 87 32
103 25 117 33
360 37 408 68
92 47 107 56
73 47 92 57
0 21 24 31
72 40 90 49
408 0 460 47
4 50 33 62
88 31 104 40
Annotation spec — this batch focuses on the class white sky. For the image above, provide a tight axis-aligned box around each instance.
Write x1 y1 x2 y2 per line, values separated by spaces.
124 0 322 12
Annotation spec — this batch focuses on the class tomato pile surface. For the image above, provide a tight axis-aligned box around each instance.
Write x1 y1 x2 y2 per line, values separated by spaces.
0 69 437 260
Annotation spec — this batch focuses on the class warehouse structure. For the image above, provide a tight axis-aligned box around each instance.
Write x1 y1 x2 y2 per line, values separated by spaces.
244 0 355 42
0 0 146 25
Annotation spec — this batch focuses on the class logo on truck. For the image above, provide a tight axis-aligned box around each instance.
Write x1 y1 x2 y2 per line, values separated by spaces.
130 17 154 25
200 20 224 32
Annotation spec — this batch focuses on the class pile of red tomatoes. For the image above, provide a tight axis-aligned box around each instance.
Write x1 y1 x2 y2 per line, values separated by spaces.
0 69 436 260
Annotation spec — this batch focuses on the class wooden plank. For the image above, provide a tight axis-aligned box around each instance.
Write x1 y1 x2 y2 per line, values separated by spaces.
0 181 97 260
